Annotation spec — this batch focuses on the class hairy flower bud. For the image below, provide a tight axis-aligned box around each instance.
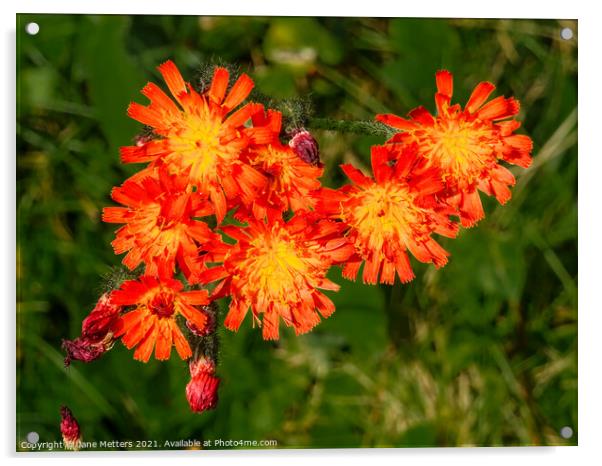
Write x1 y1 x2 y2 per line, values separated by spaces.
186 357 220 413
288 128 320 166
60 406 82 451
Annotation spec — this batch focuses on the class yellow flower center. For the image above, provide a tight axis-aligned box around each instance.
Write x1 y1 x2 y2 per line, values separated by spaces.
417 117 496 185
346 182 427 257
236 226 320 304
167 109 240 186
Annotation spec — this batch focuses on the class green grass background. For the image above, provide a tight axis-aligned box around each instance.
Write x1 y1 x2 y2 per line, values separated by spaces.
16 15 577 449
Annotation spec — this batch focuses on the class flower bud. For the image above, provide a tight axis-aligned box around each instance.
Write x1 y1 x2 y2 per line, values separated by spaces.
186 357 220 413
288 128 320 166
60 406 82 451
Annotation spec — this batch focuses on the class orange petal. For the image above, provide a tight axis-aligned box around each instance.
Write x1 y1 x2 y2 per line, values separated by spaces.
342 260 362 281
261 310 280 340
111 280 148 305
196 266 229 285
476 96 520 121
211 189 228 224
141 82 180 115
435 93 451 116
497 120 521 136
505 134 533 152
181 290 210 305
341 164 373 188
314 292 335 318
172 322 192 360
435 70 453 98
127 102 164 129
244 126 274 144
459 189 485 227
208 67 229 104
465 82 496 113
224 102 264 128
112 309 145 337
408 106 435 125
157 60 187 103
371 145 393 183
133 321 157 363
407 240 434 264
375 113 418 131
490 178 513 205
224 300 247 332
380 261 396 285
122 314 154 349
424 239 450 268
223 73 254 111
178 301 208 331
395 251 415 284
102 207 129 223
154 319 173 361
362 257 380 285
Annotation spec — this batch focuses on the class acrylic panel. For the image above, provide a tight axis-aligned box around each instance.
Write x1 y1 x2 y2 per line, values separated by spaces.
16 14 578 452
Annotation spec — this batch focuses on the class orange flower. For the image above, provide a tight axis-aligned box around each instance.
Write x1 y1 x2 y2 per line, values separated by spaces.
244 109 324 220
316 144 458 285
377 70 533 227
103 168 215 279
111 276 209 362
121 60 271 222
195 214 354 340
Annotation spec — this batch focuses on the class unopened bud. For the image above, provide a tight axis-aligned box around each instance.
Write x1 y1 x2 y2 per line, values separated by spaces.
288 128 320 166
186 357 220 413
60 406 82 451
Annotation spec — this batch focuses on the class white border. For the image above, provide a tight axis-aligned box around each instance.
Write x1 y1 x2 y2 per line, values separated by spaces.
3 1 598 465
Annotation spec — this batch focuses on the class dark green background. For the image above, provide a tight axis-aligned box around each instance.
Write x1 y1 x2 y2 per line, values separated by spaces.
16 15 577 449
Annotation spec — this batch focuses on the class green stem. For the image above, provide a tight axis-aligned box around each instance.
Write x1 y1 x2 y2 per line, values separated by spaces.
307 117 396 139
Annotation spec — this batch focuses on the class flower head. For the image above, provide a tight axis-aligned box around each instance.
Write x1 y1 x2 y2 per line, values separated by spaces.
60 406 82 451
244 110 323 220
103 167 215 278
317 144 458 285
62 293 120 365
377 70 533 226
122 61 272 222
111 276 210 362
186 356 220 413
196 214 354 340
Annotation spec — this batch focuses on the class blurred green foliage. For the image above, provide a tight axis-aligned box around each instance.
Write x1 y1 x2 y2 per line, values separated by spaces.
16 15 577 449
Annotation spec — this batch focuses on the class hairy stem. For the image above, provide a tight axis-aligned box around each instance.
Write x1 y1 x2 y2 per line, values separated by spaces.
307 117 396 139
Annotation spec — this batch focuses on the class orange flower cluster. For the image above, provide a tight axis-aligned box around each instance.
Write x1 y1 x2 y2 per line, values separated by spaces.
99 60 348 355
69 62 533 384
376 70 533 227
